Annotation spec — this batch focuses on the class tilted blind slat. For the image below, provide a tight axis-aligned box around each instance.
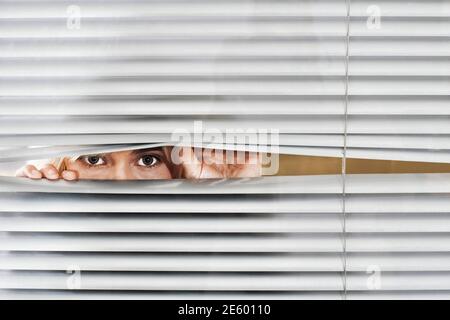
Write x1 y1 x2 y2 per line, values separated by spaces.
2 174 450 194
2 271 450 291
0 1 348 18
2 213 450 233
2 233 450 253
3 252 450 272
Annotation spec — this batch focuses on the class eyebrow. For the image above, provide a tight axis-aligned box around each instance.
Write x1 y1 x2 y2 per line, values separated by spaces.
130 147 164 156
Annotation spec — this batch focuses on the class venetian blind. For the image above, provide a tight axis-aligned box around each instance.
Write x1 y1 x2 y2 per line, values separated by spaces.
0 0 449 299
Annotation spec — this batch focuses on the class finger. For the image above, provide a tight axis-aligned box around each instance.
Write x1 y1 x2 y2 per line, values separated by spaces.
15 165 27 177
183 148 231 179
180 147 202 179
16 165 43 179
61 170 78 181
40 165 60 180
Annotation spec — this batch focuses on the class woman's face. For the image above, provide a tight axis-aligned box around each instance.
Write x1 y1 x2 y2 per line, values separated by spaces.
66 148 173 180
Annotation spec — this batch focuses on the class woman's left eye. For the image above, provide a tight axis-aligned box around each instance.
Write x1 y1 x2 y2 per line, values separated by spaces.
82 155 105 166
137 155 159 167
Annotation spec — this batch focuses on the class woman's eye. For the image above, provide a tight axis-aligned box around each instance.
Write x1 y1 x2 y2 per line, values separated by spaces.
138 155 159 167
82 155 105 166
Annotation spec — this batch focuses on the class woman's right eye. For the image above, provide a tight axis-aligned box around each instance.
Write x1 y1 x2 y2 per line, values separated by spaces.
82 155 105 166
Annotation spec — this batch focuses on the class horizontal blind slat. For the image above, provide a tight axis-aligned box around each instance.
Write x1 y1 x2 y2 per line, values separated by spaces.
3 116 450 134
0 38 348 58
2 57 448 78
0 289 341 300
0 1 348 18
3 252 450 272
0 253 345 272
2 96 449 116
0 18 348 38
2 193 450 213
1 18 448 38
0 271 345 291
0 58 347 77
2 271 450 291
2 174 450 194
0 193 343 213
0 233 345 253
2 233 450 253
2 213 450 233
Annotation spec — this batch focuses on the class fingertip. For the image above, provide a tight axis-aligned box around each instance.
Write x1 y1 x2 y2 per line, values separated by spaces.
30 169 43 179
62 171 78 181
15 169 24 177
47 174 60 181
22 165 42 179
42 165 59 180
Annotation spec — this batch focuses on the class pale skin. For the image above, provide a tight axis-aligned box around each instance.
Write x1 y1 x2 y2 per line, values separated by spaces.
16 147 262 181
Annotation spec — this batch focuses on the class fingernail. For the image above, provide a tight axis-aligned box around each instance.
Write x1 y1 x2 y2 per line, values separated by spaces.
31 170 41 178
62 171 76 181
48 170 59 179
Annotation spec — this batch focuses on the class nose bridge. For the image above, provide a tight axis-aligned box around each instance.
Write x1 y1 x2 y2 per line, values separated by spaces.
114 158 134 180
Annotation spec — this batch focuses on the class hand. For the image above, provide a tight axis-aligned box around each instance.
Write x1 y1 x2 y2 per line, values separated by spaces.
178 147 262 179
15 163 78 181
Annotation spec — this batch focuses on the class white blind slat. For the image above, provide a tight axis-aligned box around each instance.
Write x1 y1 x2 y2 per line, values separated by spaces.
2 271 450 291
3 252 450 272
2 174 450 194
0 1 347 18
1 213 450 233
